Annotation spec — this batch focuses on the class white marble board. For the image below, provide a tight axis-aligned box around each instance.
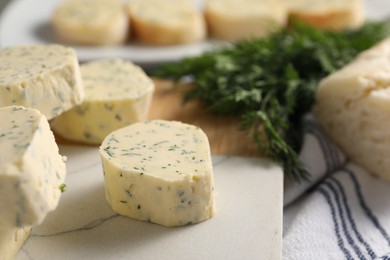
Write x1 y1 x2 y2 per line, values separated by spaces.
16 145 283 260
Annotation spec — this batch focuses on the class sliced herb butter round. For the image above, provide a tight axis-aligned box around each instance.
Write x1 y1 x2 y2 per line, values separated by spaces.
286 0 364 30
52 0 128 45
127 0 206 45
99 120 215 227
51 59 154 144
0 106 66 228
0 44 84 120
204 0 288 41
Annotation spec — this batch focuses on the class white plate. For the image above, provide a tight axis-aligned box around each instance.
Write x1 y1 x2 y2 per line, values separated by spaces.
1 0 389 65
16 145 283 260
0 0 215 65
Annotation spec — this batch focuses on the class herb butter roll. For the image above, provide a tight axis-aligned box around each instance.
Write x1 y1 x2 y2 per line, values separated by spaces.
0 106 66 228
127 0 206 45
204 0 288 41
314 37 390 182
100 120 215 227
51 59 154 144
0 44 83 120
285 0 364 30
52 0 128 45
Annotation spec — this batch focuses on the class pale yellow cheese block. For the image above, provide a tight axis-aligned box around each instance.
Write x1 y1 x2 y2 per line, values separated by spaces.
127 0 206 45
51 59 154 144
204 0 288 41
52 0 128 45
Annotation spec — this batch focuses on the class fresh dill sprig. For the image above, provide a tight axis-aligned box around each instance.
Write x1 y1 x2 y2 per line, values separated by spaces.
154 21 390 182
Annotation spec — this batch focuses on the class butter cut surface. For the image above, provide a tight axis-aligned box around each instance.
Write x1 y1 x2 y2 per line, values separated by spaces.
100 120 215 227
0 106 66 228
0 45 84 120
204 0 288 41
285 0 364 30
51 59 154 144
314 37 390 182
127 0 206 45
0 227 31 260
52 0 128 45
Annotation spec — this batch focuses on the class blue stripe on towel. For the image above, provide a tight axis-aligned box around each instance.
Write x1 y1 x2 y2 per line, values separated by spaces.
304 121 342 173
318 187 354 260
376 253 390 260
305 122 346 195
329 177 377 259
324 181 366 259
304 123 334 174
343 168 390 247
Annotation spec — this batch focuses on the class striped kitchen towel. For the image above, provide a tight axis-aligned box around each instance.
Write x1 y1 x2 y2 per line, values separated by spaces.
283 115 390 259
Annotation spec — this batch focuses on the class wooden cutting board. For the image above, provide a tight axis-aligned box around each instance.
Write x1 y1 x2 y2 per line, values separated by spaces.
148 79 261 157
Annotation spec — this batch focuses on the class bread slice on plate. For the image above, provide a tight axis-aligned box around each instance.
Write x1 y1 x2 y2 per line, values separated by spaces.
285 0 364 30
127 0 206 45
204 0 288 41
314 38 390 182
52 0 128 45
